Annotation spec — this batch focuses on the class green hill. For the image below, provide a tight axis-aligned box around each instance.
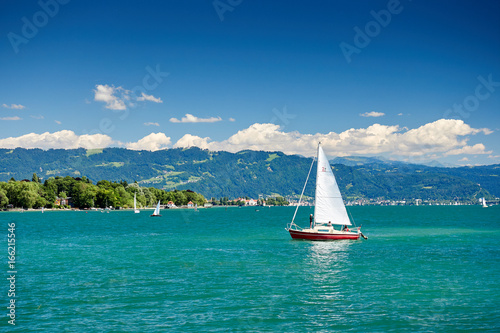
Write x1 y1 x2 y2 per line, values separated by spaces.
0 147 498 200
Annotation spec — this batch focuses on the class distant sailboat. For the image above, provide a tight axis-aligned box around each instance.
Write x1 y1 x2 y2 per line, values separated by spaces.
286 143 366 241
150 200 161 217
482 197 488 208
134 193 140 213
41 207 44 213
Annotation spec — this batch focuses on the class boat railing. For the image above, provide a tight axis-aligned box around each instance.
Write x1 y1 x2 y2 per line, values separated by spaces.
286 222 302 231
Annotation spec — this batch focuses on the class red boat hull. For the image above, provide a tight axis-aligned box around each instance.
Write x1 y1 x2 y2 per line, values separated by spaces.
288 229 360 241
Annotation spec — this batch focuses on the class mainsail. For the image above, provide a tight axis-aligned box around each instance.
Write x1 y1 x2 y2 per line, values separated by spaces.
152 200 161 216
134 193 140 213
314 145 351 226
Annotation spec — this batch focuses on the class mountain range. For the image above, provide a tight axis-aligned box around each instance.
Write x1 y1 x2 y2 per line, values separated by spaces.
0 147 498 201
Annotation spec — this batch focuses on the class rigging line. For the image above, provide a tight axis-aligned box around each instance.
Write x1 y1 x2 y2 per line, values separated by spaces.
291 155 316 225
346 204 357 227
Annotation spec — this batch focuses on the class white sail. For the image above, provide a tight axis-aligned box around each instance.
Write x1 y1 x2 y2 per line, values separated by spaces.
153 200 161 215
314 145 351 226
482 198 488 208
134 193 140 213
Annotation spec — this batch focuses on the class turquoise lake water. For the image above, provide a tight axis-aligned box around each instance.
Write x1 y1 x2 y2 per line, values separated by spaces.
2 205 500 332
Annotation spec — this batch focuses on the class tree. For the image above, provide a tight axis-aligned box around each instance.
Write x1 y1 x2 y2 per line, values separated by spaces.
114 185 131 208
184 190 206 206
172 191 187 206
0 176 208 209
33 196 47 209
72 182 97 208
6 181 39 208
0 188 8 208
32 173 40 183
141 187 154 207
53 176 77 197
275 196 289 206
42 178 57 207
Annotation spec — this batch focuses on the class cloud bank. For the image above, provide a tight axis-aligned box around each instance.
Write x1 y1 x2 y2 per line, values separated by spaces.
172 119 492 158
0 120 493 160
0 130 114 149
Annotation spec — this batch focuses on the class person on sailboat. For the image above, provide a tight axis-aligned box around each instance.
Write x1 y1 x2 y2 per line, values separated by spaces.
309 214 313 228
343 225 350 232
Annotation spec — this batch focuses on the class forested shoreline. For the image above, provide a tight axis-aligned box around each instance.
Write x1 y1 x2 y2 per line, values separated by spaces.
0 174 206 210
1 147 497 200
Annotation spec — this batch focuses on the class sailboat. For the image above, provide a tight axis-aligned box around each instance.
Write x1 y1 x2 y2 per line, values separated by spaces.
286 143 366 241
134 193 140 213
482 197 488 208
150 200 161 217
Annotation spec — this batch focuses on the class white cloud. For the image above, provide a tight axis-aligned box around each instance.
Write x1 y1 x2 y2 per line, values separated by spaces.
55 120 62 125
30 115 44 120
94 84 127 110
397 113 403 116
229 117 236 122
0 116 21 121
0 131 168 151
171 119 493 159
0 130 113 149
93 85 164 110
173 134 212 149
394 119 491 156
144 122 160 127
445 143 491 156
170 113 222 123
360 111 385 117
0 119 492 160
2 104 26 110
125 133 171 151
137 93 163 103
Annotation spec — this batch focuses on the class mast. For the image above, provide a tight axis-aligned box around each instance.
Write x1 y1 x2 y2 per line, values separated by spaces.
313 142 321 227
291 154 315 225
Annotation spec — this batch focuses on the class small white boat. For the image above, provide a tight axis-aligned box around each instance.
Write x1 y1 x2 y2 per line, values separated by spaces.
150 200 161 217
482 197 488 208
134 193 140 213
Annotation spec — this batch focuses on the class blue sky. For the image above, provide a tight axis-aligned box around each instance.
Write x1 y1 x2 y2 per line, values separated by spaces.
1 0 499 165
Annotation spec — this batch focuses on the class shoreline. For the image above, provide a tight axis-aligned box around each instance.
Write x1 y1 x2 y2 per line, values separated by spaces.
0 206 218 212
